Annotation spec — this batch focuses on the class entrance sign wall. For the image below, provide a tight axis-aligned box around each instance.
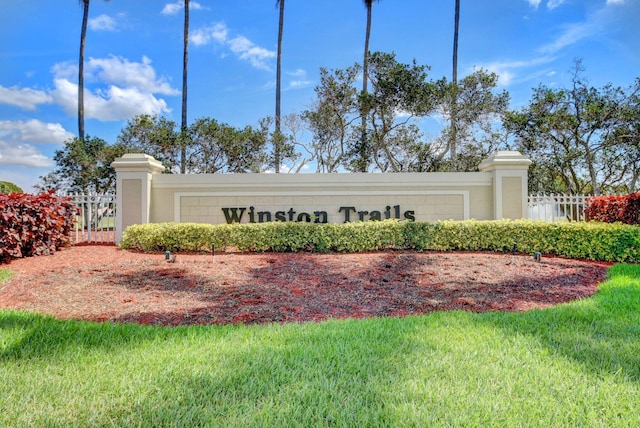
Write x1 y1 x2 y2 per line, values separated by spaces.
111 151 531 243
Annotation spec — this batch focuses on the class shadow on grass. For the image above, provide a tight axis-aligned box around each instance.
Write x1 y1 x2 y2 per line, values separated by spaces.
480 263 640 382
0 310 175 361
95 318 414 426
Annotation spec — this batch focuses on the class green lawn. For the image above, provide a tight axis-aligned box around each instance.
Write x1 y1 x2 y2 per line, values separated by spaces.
74 215 115 231
1 264 639 427
0 269 12 284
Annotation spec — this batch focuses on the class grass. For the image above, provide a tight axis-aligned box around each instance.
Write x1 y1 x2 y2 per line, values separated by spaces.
0 269 12 284
1 264 639 427
74 215 115 231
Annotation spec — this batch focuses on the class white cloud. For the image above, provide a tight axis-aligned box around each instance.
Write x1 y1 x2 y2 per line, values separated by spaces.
546 0 566 9
288 69 306 78
526 0 569 10
607 0 624 4
0 120 73 168
51 78 171 121
0 119 74 145
538 20 598 54
0 85 53 110
478 57 555 86
50 56 176 121
289 80 313 89
228 36 276 70
50 61 77 81
161 1 203 15
191 21 275 70
191 23 228 46
0 141 53 167
89 14 117 31
85 56 178 95
287 69 313 89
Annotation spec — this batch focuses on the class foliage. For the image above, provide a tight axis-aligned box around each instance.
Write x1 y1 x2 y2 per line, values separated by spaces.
436 69 511 171
303 53 443 172
116 114 180 173
609 77 640 192
0 191 77 262
2 265 640 425
303 56 511 173
303 65 362 172
0 181 23 194
43 136 122 194
359 52 439 172
187 117 269 173
505 60 640 194
585 193 640 225
119 219 640 262
116 114 270 174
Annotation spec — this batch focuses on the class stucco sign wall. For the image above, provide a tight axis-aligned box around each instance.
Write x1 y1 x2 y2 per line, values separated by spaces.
112 151 531 243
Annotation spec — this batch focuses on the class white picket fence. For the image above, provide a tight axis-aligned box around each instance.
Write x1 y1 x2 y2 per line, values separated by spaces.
65 193 117 244
527 193 590 222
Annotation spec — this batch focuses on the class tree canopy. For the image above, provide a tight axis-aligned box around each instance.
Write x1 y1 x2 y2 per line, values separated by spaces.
39 54 638 197
505 60 640 194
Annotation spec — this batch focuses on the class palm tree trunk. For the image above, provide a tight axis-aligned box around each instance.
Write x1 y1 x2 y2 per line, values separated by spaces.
275 0 285 173
359 1 374 172
450 0 460 161
180 0 190 174
78 0 90 141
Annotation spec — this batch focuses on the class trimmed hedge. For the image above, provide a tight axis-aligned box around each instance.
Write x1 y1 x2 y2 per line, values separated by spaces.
119 219 640 263
0 191 77 262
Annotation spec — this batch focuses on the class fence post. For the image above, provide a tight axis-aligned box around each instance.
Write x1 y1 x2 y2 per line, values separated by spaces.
479 151 532 220
111 154 165 244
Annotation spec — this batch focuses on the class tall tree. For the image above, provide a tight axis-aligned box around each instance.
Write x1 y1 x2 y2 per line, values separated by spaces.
50 136 118 194
362 0 377 96
449 0 461 160
187 118 269 173
356 0 379 172
78 0 90 141
303 66 361 172
274 0 286 173
362 52 438 172
305 53 439 172
505 60 637 194
180 0 190 173
116 114 180 172
77 0 108 140
436 69 510 171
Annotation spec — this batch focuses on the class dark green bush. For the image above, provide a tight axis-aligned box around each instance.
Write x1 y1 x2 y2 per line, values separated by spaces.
119 219 640 262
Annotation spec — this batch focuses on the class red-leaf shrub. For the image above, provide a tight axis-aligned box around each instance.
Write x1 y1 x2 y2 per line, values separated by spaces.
0 191 78 262
585 193 640 225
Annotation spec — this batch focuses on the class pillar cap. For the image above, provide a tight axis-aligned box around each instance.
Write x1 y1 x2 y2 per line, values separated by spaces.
111 153 165 174
478 151 531 172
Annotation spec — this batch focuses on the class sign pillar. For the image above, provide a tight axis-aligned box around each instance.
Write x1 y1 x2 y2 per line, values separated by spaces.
111 154 165 243
478 151 532 220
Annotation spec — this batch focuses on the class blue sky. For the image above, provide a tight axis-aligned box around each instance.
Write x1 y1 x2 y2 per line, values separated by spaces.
1 0 638 191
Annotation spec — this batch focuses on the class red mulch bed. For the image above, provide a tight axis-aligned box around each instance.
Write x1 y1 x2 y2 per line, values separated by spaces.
0 246 612 326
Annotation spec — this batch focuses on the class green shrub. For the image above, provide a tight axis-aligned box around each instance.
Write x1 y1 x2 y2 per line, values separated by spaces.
0 181 23 194
119 219 640 262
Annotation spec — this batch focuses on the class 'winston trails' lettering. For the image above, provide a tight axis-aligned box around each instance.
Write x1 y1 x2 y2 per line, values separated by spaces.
221 205 415 224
